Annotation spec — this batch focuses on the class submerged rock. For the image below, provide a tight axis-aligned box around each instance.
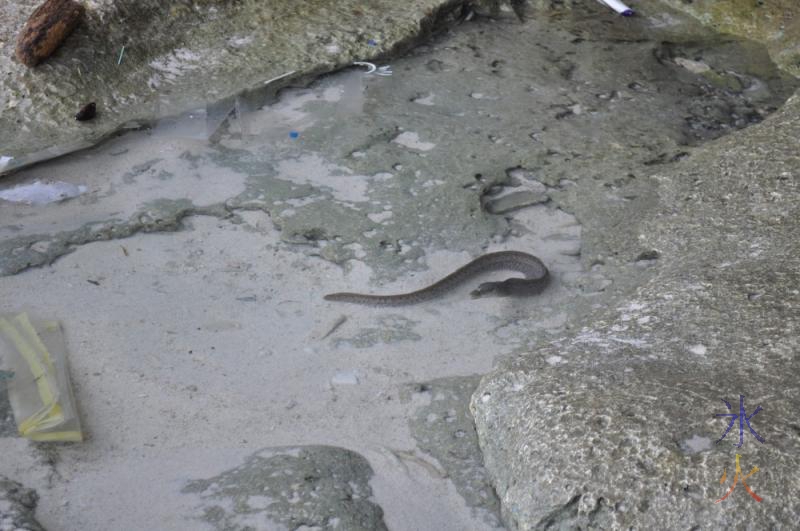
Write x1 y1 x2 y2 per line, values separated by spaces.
0 475 46 531
183 446 387 530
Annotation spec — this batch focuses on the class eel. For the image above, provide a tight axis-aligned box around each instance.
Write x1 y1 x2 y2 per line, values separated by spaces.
324 251 549 306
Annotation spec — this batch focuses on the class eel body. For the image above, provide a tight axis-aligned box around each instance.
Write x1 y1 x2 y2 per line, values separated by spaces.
324 251 549 306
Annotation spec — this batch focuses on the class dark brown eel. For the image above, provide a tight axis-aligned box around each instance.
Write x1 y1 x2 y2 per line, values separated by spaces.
324 251 549 306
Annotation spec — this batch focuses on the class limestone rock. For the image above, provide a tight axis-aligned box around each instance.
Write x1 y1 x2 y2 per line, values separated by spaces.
657 0 800 77
183 446 387 530
470 91 800 529
15 0 85 67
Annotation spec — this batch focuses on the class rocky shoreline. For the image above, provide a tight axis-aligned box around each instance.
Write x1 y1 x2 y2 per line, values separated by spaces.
1 1 799 529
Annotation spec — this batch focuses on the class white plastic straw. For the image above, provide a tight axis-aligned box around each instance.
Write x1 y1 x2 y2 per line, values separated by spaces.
597 0 635 16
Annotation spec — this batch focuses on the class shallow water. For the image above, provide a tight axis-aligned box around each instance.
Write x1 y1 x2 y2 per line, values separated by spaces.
0 3 797 530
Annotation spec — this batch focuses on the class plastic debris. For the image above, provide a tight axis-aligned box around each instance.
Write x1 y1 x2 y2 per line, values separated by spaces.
353 61 377 74
0 180 87 205
263 70 296 86
289 130 300 139
330 370 360 386
597 0 634 16
0 313 83 442
352 62 393 76
117 45 125 65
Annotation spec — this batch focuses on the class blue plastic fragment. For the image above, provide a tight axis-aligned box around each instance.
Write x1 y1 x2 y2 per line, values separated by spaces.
289 131 300 139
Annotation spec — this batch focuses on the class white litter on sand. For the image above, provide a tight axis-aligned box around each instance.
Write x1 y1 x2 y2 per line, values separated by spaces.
681 434 713 454
0 180 87 205
688 344 707 356
331 370 361 386
392 132 436 151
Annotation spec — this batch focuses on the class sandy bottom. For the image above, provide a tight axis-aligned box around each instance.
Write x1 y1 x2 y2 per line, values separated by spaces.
0 199 580 529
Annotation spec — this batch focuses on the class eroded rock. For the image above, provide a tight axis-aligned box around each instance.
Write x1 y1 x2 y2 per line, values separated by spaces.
658 0 800 77
470 91 800 529
183 446 387 530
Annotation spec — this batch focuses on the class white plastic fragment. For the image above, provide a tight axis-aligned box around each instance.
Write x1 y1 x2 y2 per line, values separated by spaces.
682 434 712 454
597 0 635 16
353 62 392 76
0 180 87 205
688 344 707 356
330 370 360 386
263 70 296 85
353 61 377 74
392 131 435 151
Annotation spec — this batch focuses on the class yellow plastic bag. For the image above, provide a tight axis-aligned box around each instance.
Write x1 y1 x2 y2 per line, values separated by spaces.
0 313 82 442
